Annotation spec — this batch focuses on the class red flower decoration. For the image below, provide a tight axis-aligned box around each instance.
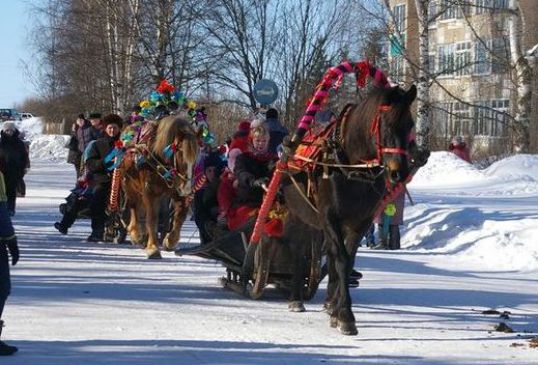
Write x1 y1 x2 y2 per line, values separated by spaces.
114 140 124 148
156 79 175 94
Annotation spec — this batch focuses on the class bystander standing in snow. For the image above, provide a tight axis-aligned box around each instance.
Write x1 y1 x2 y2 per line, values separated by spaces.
76 113 103 175
0 169 19 356
263 108 288 155
67 114 86 177
0 122 29 216
449 136 471 163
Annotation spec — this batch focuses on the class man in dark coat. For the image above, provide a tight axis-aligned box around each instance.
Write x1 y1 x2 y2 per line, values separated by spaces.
76 113 103 171
264 108 288 155
0 122 30 216
0 169 19 356
67 114 87 177
84 114 122 242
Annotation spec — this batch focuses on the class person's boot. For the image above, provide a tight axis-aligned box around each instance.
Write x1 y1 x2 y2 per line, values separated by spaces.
388 225 401 250
0 320 18 356
372 235 388 250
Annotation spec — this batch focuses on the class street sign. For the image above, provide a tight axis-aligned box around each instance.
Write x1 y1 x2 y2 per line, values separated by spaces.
253 79 278 105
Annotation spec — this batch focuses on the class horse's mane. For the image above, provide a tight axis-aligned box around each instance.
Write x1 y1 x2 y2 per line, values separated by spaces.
152 115 198 165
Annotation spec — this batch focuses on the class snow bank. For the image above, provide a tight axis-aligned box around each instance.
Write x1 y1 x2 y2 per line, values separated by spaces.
406 152 538 271
410 151 538 196
1 117 69 162
29 134 69 161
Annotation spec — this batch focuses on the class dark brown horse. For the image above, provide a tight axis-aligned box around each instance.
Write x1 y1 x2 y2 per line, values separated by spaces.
281 84 417 334
121 115 199 259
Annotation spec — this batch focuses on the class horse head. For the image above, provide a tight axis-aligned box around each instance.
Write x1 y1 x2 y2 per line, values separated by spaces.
153 115 199 196
379 84 416 184
346 84 416 185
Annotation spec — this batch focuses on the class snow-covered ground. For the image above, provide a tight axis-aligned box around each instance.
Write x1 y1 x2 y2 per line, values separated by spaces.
2 120 538 364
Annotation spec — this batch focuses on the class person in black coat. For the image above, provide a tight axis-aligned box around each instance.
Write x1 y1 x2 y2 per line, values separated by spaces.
84 114 122 242
0 122 30 216
76 113 103 172
66 114 88 177
264 108 288 155
0 170 19 356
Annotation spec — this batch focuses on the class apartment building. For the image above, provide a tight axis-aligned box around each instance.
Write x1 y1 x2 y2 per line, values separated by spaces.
387 0 538 155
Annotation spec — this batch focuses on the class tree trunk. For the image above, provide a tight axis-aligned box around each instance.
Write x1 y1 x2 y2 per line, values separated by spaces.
509 1 531 153
413 0 431 149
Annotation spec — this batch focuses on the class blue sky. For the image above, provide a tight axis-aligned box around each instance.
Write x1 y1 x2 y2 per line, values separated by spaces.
0 0 35 108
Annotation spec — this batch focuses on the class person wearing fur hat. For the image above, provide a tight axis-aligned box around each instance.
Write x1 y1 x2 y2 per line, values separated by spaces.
76 113 103 175
0 122 29 216
83 114 123 242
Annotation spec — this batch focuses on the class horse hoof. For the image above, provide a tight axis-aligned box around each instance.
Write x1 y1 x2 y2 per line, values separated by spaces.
329 316 338 328
337 320 358 336
162 236 177 251
288 301 306 313
146 248 162 259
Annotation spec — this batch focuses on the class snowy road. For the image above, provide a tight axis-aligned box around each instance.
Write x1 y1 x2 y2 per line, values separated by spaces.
3 160 538 364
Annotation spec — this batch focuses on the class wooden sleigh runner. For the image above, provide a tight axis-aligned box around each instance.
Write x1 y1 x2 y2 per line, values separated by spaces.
175 217 325 301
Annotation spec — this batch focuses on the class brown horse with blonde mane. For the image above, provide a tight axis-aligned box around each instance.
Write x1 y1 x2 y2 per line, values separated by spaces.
121 115 199 258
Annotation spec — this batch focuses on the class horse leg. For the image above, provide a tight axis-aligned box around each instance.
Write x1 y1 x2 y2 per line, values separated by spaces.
143 193 161 259
163 197 188 251
287 216 307 312
127 206 145 246
324 214 357 335
324 242 338 313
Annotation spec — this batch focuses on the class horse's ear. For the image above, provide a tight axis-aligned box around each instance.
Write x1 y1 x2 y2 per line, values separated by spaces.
406 85 417 104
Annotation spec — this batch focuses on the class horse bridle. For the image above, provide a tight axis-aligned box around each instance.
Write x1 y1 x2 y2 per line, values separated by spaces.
338 104 408 170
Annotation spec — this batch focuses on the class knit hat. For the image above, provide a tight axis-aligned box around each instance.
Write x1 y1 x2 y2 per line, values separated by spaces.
78 113 85 119
2 121 16 131
237 120 251 132
266 108 278 119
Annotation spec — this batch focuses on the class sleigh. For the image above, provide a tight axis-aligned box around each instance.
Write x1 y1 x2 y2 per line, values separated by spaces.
175 217 324 301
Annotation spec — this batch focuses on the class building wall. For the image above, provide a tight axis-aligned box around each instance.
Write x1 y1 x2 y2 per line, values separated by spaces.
387 0 538 155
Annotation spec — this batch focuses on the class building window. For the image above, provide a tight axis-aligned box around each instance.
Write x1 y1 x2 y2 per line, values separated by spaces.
390 55 405 83
490 99 509 136
476 0 509 14
439 0 470 20
474 40 491 75
439 0 458 20
393 4 406 33
492 38 510 74
428 53 436 74
438 44 455 76
473 100 509 137
455 42 472 76
428 1 437 23
452 102 471 135
493 0 509 10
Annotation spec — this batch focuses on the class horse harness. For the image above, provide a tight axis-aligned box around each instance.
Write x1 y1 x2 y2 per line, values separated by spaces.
284 103 408 213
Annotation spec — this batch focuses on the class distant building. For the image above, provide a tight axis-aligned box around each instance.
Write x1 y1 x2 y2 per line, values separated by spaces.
387 0 538 156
